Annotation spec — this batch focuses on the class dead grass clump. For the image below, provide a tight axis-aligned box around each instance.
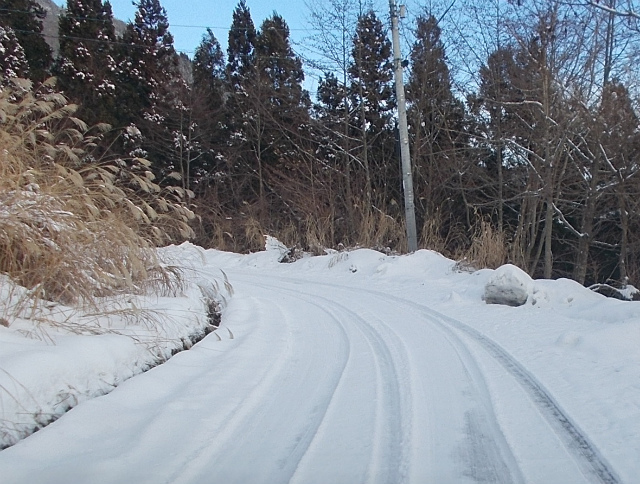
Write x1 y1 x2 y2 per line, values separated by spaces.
305 216 332 256
420 215 448 255
0 78 194 309
357 207 406 253
420 209 465 255
458 219 508 270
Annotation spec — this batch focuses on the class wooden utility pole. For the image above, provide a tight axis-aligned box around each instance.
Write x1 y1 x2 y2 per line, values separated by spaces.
390 0 418 252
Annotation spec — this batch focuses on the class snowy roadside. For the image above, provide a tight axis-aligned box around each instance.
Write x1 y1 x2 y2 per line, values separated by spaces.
2 240 640 482
0 243 231 449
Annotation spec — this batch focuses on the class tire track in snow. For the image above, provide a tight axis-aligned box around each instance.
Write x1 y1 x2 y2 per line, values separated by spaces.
168 293 352 484
235 275 410 484
305 295 408 484
420 306 621 484
275 275 621 484
252 274 521 484
404 309 526 484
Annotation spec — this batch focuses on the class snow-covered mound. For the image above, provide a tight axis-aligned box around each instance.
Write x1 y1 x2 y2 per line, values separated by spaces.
484 264 533 307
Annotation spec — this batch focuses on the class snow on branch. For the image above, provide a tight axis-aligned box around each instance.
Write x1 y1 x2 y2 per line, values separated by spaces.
586 0 640 20
552 202 586 238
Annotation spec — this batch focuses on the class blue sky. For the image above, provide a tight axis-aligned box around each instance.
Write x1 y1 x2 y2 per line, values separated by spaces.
54 0 412 93
96 0 323 91
101 1 312 56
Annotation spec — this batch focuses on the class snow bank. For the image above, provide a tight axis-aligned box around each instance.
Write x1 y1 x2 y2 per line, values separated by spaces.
0 243 230 449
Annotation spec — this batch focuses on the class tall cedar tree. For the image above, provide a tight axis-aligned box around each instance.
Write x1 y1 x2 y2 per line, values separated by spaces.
0 25 29 82
117 0 177 122
348 11 396 209
308 0 374 236
254 14 309 165
117 0 184 181
225 0 262 204
227 0 256 90
315 72 348 163
0 0 52 81
56 0 117 126
407 14 466 234
225 11 310 209
224 0 255 197
190 28 227 192
253 15 315 235
477 46 521 230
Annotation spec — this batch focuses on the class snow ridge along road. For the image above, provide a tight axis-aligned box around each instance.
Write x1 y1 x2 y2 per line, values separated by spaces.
0 247 630 483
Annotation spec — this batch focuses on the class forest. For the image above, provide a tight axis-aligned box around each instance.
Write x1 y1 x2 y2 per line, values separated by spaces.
2 0 640 288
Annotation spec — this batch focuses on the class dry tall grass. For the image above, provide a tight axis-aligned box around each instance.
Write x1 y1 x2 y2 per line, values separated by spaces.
457 219 508 270
0 78 195 311
357 207 406 253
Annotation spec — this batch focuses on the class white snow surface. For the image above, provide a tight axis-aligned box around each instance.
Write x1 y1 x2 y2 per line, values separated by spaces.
1 242 640 483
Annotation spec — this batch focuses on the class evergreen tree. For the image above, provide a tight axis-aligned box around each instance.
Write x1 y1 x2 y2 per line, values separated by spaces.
55 0 117 125
193 29 225 93
227 11 310 208
0 0 52 81
225 0 256 167
226 0 256 90
254 14 309 163
475 46 520 230
348 10 395 209
407 14 466 231
224 1 259 204
117 0 178 125
349 11 393 136
189 28 227 192
116 0 185 181
0 25 29 82
314 71 348 160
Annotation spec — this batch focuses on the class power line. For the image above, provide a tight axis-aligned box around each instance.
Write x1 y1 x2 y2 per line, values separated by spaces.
9 27 332 67
0 8 332 32
10 27 196 53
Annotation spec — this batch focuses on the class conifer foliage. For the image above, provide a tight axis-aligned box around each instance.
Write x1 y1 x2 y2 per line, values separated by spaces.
226 0 256 91
116 0 184 181
407 15 465 227
0 26 29 82
254 14 309 165
55 0 118 126
190 28 226 190
349 11 396 209
0 0 52 81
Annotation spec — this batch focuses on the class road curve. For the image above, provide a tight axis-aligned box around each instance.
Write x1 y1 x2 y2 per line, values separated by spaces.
0 267 621 484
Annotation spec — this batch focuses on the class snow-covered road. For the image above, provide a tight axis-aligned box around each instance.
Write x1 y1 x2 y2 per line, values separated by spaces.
1 245 637 483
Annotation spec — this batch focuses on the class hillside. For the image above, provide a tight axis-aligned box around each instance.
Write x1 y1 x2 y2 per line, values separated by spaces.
36 0 126 55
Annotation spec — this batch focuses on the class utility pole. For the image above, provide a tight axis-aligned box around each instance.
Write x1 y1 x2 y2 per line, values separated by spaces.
390 0 418 252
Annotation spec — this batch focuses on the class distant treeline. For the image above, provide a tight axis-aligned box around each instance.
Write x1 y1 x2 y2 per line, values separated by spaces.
2 0 640 287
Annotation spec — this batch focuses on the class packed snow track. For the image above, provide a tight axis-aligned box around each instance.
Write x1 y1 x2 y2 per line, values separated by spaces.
0 248 626 484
